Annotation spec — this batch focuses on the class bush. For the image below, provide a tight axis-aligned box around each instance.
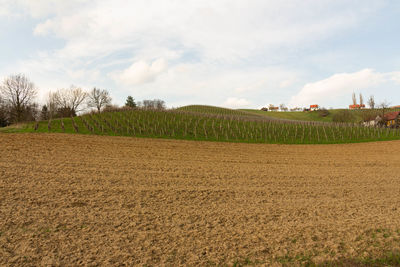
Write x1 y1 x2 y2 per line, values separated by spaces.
56 107 76 118
137 99 166 110
360 110 380 122
0 100 9 127
318 108 330 117
102 105 135 113
332 110 356 123
0 110 9 127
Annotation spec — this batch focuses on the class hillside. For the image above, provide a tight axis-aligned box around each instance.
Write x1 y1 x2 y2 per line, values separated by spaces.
241 108 400 123
240 109 337 122
2 108 400 144
177 105 263 118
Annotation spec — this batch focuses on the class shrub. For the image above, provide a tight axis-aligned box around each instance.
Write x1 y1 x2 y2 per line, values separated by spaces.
57 107 76 118
332 110 356 123
318 108 330 117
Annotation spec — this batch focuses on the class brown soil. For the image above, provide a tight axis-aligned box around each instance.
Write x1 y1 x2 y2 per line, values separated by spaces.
1 133 400 266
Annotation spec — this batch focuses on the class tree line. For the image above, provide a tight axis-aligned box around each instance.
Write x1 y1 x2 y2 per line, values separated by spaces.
0 74 166 127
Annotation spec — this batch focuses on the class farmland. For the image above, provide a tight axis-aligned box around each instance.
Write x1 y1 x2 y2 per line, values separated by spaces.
241 108 400 123
4 106 400 144
240 109 338 122
1 133 400 266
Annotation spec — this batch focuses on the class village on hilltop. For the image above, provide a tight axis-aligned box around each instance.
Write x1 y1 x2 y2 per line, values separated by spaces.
261 93 400 128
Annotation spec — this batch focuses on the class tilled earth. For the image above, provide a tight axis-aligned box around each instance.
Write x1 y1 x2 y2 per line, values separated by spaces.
1 133 400 266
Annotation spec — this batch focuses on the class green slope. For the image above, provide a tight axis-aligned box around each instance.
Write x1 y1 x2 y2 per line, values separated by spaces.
240 108 400 123
2 108 400 145
177 105 262 118
240 109 336 122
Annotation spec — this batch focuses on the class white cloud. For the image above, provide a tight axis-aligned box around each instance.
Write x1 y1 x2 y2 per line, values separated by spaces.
0 1 10 16
1 0 395 108
110 58 168 86
391 72 400 84
11 0 384 63
222 97 250 108
9 0 88 18
289 69 398 108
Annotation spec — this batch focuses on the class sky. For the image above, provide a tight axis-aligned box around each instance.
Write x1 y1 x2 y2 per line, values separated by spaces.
0 0 399 109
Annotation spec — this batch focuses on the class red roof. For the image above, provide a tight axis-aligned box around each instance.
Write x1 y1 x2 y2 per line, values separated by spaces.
384 111 400 120
349 104 366 109
349 104 360 109
310 104 318 108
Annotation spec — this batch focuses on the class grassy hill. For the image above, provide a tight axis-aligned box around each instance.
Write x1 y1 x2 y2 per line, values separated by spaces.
2 107 400 144
240 109 337 122
177 105 264 118
241 108 400 123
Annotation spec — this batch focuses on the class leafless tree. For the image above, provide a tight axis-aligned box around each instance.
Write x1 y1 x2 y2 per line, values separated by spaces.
359 93 364 107
0 74 37 122
87 87 112 113
0 97 10 126
139 99 166 110
352 92 357 106
279 103 287 111
46 91 59 119
379 100 390 118
155 99 166 110
54 86 88 116
367 95 375 109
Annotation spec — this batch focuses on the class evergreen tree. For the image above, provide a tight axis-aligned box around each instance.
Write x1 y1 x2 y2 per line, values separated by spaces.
41 105 49 120
125 96 136 108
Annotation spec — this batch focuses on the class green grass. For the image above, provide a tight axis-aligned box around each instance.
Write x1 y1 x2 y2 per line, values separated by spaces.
240 109 337 122
3 108 400 144
177 105 263 118
241 108 400 123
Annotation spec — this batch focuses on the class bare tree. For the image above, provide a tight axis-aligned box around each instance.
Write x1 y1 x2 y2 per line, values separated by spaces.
0 74 37 122
54 86 88 116
379 100 390 118
359 93 364 107
46 91 59 119
87 87 112 113
155 99 166 110
352 92 357 106
279 103 287 111
139 99 166 110
0 97 10 127
367 95 375 109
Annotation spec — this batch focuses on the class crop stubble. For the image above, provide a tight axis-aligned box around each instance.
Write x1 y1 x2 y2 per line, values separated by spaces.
1 133 400 266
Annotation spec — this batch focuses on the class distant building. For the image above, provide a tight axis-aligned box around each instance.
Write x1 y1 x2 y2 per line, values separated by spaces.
349 104 365 109
363 116 381 127
269 106 279 111
384 111 400 127
310 105 319 111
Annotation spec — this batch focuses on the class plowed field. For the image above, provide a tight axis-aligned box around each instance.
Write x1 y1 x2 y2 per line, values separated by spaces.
1 133 400 266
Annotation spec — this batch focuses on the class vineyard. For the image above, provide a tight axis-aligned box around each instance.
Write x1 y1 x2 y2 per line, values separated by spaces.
15 106 400 144
177 105 262 117
242 107 400 123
